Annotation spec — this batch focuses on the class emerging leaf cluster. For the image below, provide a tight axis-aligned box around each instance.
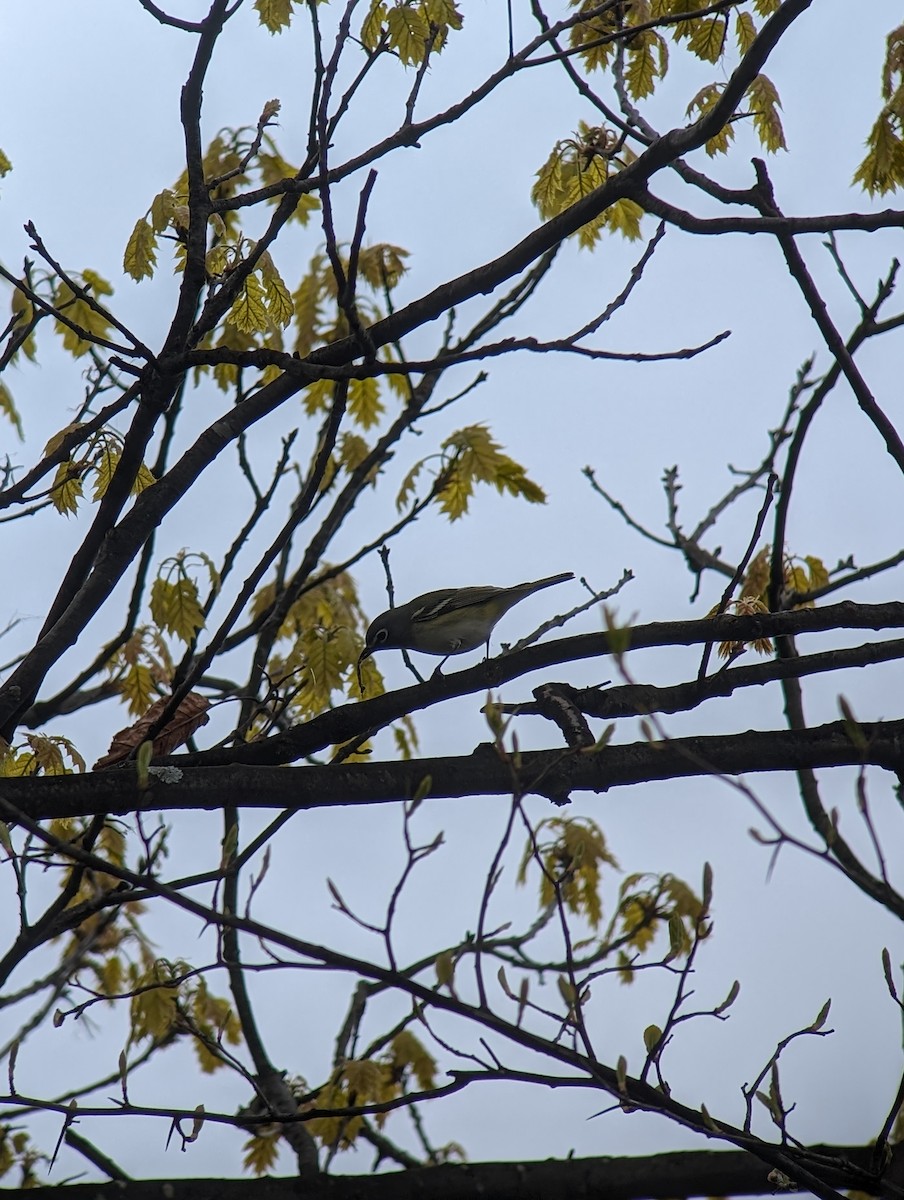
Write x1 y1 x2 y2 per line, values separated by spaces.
125 127 317 282
58 831 150 983
105 628 176 716
518 816 619 930
517 817 705 984
562 3 787 183
251 569 380 718
44 426 155 518
293 244 409 360
614 873 705 982
713 546 829 658
415 424 547 521
150 551 219 645
0 733 85 777
129 957 242 1074
0 1126 46 1188
0 267 122 435
531 123 644 248
302 1032 436 1153
854 24 904 194
360 0 464 63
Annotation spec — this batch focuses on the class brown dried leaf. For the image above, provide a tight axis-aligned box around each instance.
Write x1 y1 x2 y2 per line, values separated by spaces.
93 693 210 770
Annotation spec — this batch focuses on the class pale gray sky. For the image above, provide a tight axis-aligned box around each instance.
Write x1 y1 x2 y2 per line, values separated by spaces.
1 0 903 1182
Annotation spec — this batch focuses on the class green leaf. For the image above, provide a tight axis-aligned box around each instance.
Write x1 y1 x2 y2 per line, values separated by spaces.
435 951 455 987
687 16 726 63
358 243 410 290
747 74 786 153
626 33 667 99
643 1024 662 1052
338 432 371 475
348 378 384 430
386 4 430 64
531 147 568 221
0 381 23 440
361 0 387 50
302 378 334 415
396 459 425 511
439 424 546 519
735 10 757 54
92 445 120 500
50 461 83 516
150 188 177 232
255 0 295 33
227 272 270 334
53 274 115 358
150 576 205 642
810 998 831 1031
853 110 904 195
715 979 741 1014
260 259 294 328
132 461 156 496
569 9 617 72
604 198 644 242
123 217 158 281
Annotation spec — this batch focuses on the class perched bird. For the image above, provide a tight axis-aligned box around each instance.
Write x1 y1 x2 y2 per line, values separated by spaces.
357 572 573 684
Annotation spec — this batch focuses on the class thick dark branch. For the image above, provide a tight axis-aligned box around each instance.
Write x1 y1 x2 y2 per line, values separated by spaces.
524 637 904 722
9 714 904 828
6 1143 888 1200
637 189 904 236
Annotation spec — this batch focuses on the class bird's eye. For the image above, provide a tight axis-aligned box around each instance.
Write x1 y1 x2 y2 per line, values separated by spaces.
374 627 389 645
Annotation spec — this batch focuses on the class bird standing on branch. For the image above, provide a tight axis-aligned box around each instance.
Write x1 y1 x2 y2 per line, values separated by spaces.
357 572 574 684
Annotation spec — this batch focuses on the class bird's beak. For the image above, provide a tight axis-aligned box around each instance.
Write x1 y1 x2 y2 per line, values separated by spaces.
356 646 372 693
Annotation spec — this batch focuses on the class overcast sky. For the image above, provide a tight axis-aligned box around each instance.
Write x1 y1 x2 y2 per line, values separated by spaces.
1 0 903 1183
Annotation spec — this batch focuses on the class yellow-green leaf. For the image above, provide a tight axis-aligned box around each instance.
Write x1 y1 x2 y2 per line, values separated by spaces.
0 381 23 440
735 10 757 54
259 253 295 327
123 217 158 281
92 446 120 500
626 33 667 99
338 432 371 475
51 461 83 516
348 377 384 430
436 951 455 987
386 4 430 64
391 1030 436 1089
150 188 177 233
54 275 115 358
243 1132 281 1176
227 272 269 334
255 0 295 33
604 198 644 241
396 459 424 511
643 1024 662 1052
302 378 334 415
150 577 205 642
361 0 387 50
358 243 410 290
132 462 156 495
854 111 904 195
118 662 157 716
687 16 726 63
748 74 786 153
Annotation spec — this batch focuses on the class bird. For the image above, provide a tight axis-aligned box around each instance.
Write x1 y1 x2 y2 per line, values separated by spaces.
356 572 573 685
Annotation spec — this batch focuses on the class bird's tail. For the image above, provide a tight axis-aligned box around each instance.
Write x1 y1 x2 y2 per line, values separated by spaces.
517 572 574 594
